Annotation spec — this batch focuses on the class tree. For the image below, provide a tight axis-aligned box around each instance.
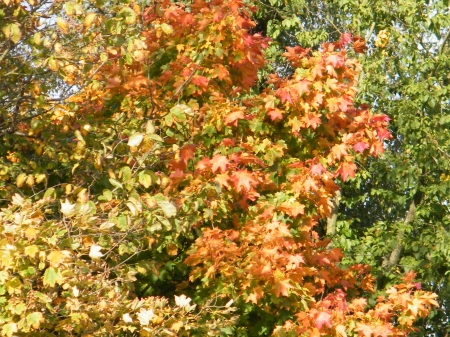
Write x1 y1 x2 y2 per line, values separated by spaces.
252 0 450 335
0 0 437 336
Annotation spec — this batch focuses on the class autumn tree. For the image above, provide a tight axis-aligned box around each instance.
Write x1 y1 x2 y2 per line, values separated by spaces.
0 0 438 336
252 0 450 334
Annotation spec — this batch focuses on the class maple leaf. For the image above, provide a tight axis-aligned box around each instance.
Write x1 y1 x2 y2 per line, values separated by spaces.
302 113 322 129
331 143 348 161
336 162 357 182
288 254 305 267
353 141 369 153
303 176 319 192
326 54 344 68
274 279 294 297
279 202 305 217
355 323 374 337
191 75 209 88
231 170 258 192
339 32 352 46
352 36 368 53
124 75 148 90
264 94 277 109
180 144 196 164
315 311 332 329
224 110 245 126
310 163 326 176
276 88 293 104
267 108 283 121
295 79 311 96
376 127 391 140
215 173 231 188
211 154 229 173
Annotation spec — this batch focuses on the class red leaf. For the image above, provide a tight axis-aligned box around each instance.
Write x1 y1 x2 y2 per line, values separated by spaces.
326 54 344 68
353 141 369 153
211 154 229 173
352 36 368 53
376 127 391 140
340 32 352 46
192 75 209 88
337 162 357 182
221 138 236 147
315 311 332 329
195 157 210 171
310 163 326 176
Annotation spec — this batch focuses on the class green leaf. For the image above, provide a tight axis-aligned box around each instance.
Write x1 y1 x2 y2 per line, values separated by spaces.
43 267 64 287
109 178 124 189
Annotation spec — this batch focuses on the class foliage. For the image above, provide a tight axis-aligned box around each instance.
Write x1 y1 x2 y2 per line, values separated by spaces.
0 0 438 336
252 0 450 334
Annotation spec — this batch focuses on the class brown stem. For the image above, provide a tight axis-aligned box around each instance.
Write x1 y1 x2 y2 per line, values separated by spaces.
382 199 416 272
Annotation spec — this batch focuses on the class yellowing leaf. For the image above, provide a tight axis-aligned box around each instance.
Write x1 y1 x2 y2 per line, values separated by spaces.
171 321 183 332
33 32 41 45
128 133 144 147
84 13 96 29
25 245 39 257
160 23 174 35
2 23 21 44
1 323 18 337
26 175 35 187
16 173 27 187
24 227 37 240
56 17 69 34
26 312 44 329
47 250 64 267
157 199 177 218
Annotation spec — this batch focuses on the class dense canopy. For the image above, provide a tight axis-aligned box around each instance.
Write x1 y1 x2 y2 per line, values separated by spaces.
0 0 444 336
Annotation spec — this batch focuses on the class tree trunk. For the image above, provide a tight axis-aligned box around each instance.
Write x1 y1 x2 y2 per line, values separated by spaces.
326 190 341 249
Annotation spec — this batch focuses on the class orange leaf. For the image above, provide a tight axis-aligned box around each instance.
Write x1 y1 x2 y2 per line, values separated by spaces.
231 170 258 192
224 110 245 126
180 144 196 165
336 162 357 182
211 154 229 173
274 279 294 297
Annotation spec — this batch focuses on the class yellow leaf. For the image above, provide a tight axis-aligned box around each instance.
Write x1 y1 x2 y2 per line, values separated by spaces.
24 227 37 240
26 175 35 187
56 17 69 34
33 32 41 45
84 13 96 29
16 173 27 187
48 250 64 267
171 321 183 332
336 325 347 337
